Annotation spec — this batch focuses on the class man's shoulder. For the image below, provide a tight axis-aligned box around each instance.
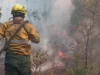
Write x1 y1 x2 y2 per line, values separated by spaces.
0 20 13 28
24 21 35 31
24 21 34 26
3 20 13 26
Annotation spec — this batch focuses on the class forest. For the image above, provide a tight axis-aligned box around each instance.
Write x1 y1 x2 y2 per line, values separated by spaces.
0 0 100 75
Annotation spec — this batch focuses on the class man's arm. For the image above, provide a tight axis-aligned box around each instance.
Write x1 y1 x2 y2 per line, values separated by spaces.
30 33 40 44
0 23 6 39
25 23 40 44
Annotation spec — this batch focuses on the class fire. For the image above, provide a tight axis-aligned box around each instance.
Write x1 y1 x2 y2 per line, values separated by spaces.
58 50 63 56
58 50 68 59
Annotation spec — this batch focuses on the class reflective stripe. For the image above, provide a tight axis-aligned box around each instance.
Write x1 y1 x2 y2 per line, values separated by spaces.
10 40 30 44
0 35 3 40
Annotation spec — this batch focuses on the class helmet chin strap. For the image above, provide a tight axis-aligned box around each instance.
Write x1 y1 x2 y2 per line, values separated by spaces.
9 17 13 20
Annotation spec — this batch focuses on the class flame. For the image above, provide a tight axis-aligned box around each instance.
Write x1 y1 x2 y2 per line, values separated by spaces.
58 50 63 56
58 50 68 59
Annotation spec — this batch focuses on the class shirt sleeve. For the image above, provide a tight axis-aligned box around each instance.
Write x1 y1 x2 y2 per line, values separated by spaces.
0 23 6 37
25 23 40 43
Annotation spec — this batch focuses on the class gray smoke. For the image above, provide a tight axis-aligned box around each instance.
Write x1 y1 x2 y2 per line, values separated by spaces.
31 0 75 71
38 0 75 54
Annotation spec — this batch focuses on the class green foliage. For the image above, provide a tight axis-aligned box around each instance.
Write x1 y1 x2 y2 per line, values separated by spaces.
78 66 88 75
69 0 83 36
66 68 74 75
71 0 83 25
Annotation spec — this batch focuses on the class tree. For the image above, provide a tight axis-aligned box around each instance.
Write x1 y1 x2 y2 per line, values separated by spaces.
70 0 100 75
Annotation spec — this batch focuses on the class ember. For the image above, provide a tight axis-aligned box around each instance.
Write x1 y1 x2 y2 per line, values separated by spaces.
58 50 68 59
58 50 63 56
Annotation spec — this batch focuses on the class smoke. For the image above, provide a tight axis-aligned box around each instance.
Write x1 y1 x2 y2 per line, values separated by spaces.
38 0 75 54
50 0 74 25
34 0 75 72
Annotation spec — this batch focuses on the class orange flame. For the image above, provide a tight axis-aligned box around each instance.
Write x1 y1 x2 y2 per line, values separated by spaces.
58 50 68 59
58 50 63 56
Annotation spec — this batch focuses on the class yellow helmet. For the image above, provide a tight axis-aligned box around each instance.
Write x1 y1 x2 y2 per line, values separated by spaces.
11 4 26 14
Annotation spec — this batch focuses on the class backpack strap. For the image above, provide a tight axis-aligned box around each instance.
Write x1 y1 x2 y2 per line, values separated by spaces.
23 22 30 40
1 21 29 52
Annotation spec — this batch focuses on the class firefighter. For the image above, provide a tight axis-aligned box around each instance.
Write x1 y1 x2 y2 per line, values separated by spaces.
0 4 40 75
